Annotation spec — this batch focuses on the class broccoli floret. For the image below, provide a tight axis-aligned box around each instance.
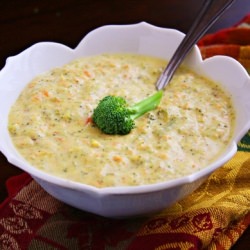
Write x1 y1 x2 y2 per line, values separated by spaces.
92 90 163 135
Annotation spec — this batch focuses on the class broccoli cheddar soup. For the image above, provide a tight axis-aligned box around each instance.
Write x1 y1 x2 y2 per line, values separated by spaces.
8 54 235 187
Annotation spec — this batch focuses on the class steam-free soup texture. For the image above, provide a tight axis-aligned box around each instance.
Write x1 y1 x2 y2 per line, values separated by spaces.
8 54 235 187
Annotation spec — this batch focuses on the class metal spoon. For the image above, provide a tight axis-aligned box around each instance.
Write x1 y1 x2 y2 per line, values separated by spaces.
156 0 236 90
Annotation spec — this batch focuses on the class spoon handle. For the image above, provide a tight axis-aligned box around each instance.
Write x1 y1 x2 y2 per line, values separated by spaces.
156 0 236 90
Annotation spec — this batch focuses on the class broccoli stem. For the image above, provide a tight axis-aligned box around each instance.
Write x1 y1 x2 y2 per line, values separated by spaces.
129 90 163 120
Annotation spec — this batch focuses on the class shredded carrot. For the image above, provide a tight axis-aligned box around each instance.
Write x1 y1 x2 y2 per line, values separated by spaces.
55 137 64 142
83 70 91 78
113 155 123 163
85 116 93 125
42 90 49 97
123 64 129 70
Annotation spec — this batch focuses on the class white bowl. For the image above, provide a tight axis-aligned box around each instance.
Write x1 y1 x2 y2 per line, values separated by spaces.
0 22 250 218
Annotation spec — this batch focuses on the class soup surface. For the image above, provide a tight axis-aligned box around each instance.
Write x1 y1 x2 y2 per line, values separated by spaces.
8 54 235 187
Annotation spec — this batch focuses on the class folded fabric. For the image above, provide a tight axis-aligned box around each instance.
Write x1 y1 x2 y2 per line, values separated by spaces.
1 15 250 250
198 14 250 73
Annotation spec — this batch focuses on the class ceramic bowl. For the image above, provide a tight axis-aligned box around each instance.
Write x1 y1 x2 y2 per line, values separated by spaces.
0 22 250 218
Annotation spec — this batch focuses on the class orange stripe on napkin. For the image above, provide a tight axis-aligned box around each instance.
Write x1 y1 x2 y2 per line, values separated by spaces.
198 13 250 73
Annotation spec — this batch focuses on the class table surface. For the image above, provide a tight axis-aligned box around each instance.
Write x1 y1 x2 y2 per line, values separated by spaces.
0 1 249 248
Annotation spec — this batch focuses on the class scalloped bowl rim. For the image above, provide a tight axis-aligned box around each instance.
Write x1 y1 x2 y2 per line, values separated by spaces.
0 22 250 212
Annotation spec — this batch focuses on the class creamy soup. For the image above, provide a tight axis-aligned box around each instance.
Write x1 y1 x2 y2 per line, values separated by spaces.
8 54 235 187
